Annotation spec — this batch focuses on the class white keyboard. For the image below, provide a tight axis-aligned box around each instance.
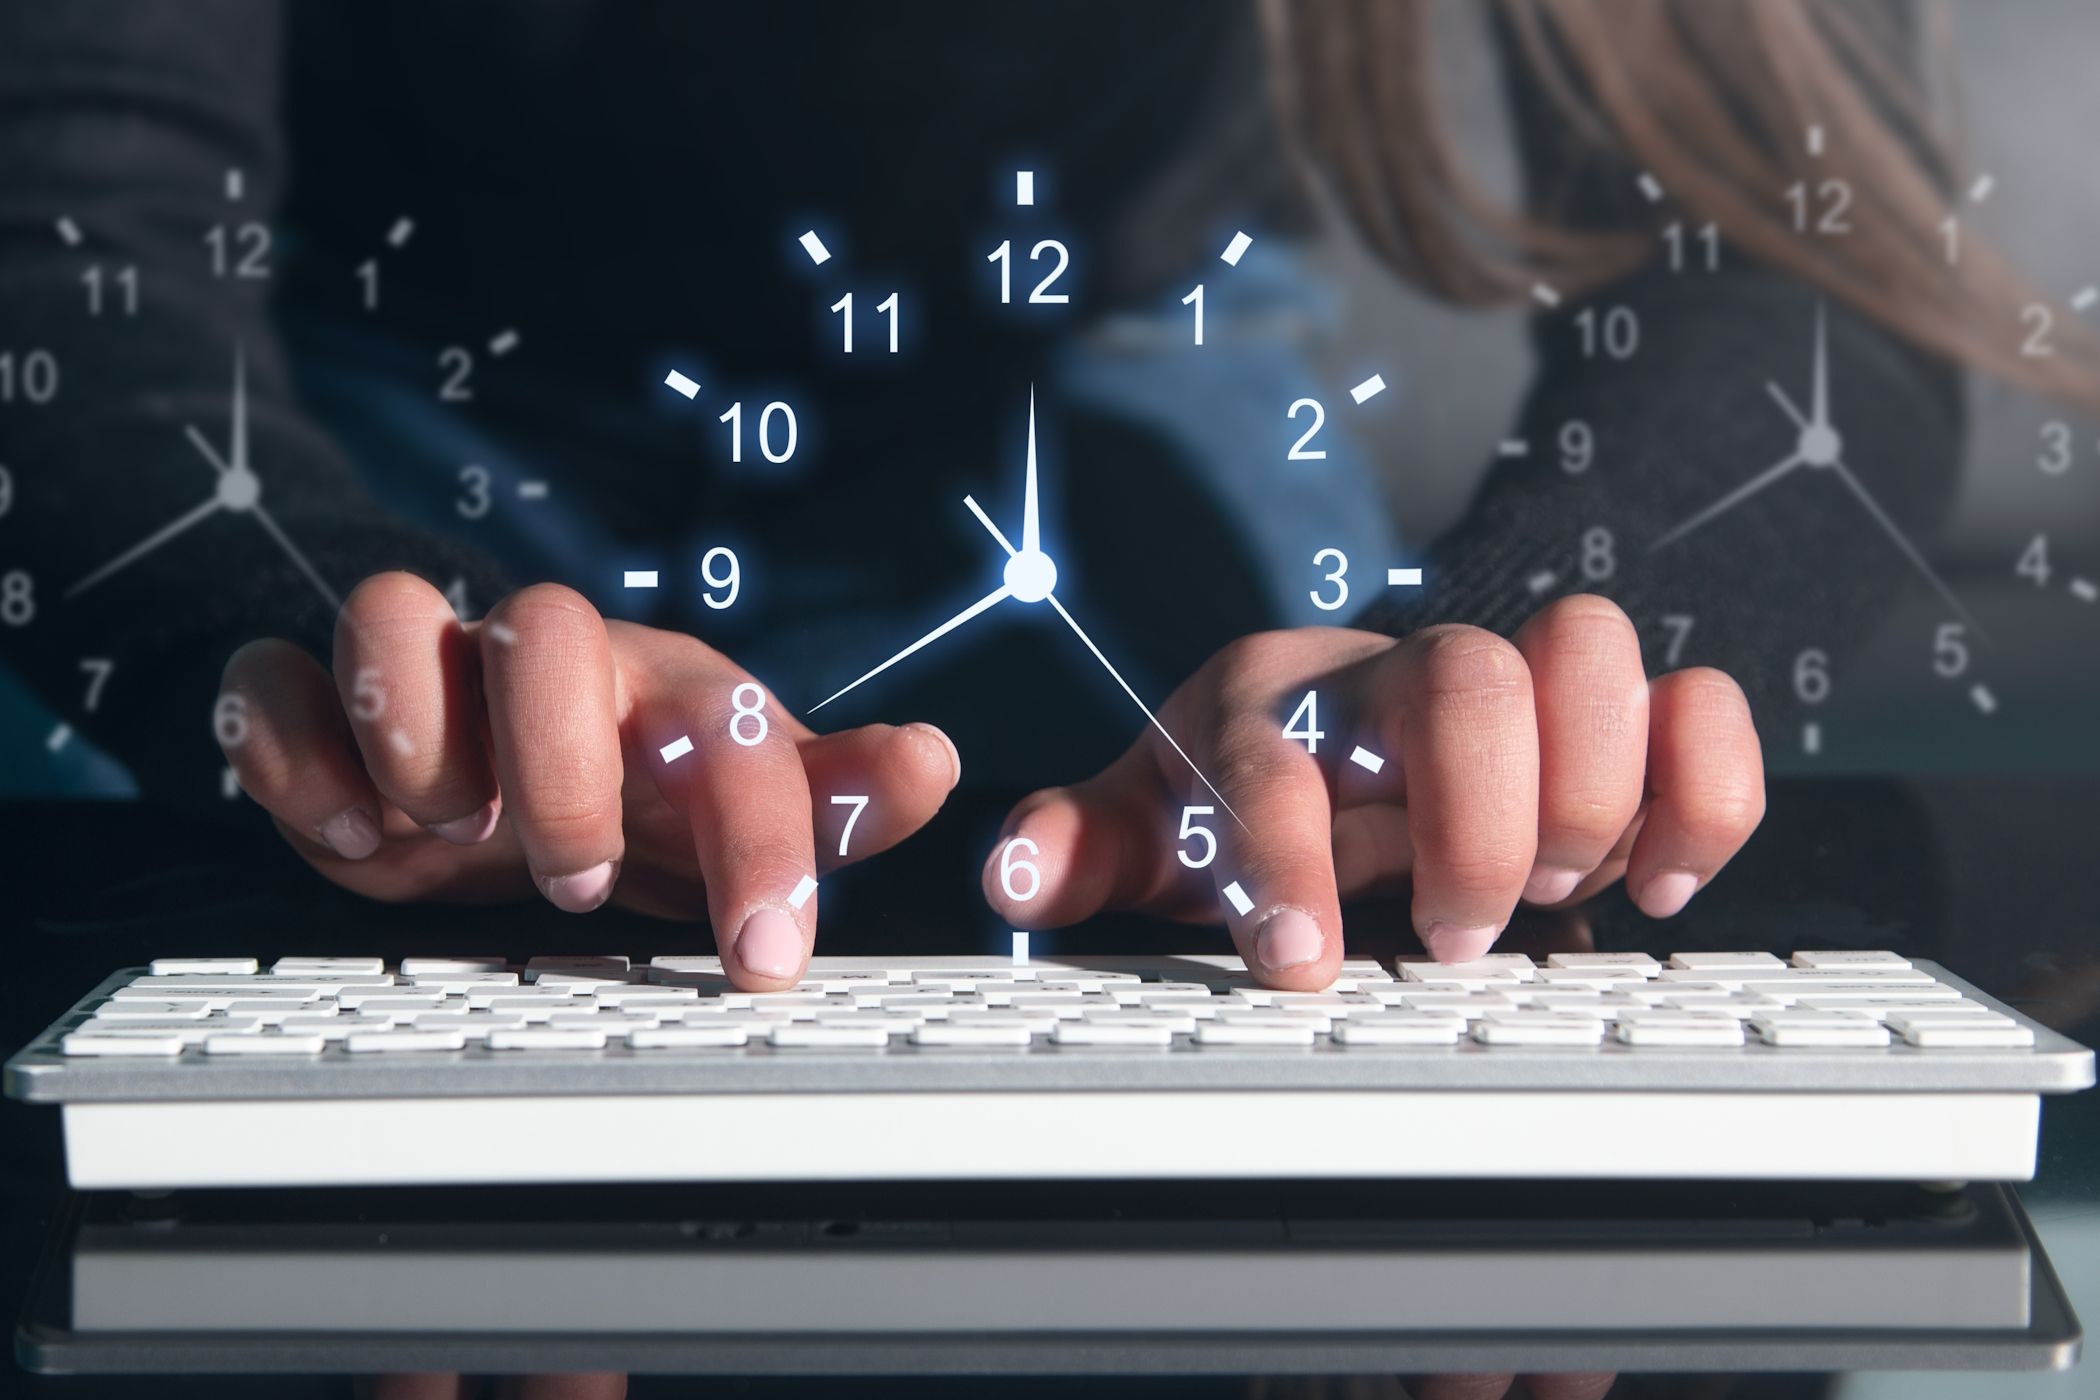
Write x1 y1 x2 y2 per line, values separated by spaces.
9 951 2090 1189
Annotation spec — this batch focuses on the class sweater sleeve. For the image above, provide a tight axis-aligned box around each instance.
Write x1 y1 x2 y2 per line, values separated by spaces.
0 0 506 809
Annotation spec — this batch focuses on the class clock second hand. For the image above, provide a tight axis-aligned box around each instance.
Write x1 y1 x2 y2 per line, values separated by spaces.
962 493 1246 832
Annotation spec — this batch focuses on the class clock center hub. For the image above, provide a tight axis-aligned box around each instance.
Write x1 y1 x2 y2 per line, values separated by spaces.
216 467 261 512
1798 421 1842 469
1003 548 1058 604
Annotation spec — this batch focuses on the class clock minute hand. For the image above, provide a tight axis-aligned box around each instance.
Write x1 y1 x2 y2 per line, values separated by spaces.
808 583 1014 714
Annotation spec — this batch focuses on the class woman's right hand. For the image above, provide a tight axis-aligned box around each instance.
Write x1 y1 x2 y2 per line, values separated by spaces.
216 572 961 989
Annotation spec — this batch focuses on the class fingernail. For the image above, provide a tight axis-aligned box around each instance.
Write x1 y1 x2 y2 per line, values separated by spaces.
429 800 499 846
911 722 962 788
318 808 381 861
1638 870 1701 919
735 907 804 980
540 859 618 913
1255 909 1325 973
1523 865 1586 906
1424 922 1500 963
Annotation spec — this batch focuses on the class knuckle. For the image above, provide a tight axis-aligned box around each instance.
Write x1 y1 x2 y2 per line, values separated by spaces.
1543 786 1636 848
1533 592 1637 646
520 788 620 851
488 583 606 650
341 571 442 629
1664 667 1753 727
1676 787 1766 849
1425 838 1536 898
1409 626 1533 705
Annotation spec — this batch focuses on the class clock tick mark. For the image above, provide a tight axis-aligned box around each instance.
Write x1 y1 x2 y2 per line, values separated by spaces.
1348 746 1386 775
1526 569 1560 596
798 230 832 265
55 216 82 247
516 480 548 501
45 722 72 754
1802 722 1823 756
2072 287 2097 314
623 570 659 588
1349 374 1387 405
1220 230 1253 266
1531 282 1562 309
787 875 819 911
1010 931 1030 964
2071 577 2097 603
1386 567 1424 587
1636 172 1664 203
1222 881 1255 918
1967 174 1995 205
1969 684 1997 716
1014 170 1035 206
663 369 701 399
1497 439 1530 458
487 328 520 357
659 735 694 764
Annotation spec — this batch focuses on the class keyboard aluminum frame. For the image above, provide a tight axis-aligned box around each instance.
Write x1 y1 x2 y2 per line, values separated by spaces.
7 959 2093 1104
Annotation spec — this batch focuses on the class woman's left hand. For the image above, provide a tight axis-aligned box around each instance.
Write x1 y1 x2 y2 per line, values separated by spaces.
982 596 1765 989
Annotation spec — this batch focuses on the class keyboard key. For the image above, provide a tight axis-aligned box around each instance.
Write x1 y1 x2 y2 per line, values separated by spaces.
1332 1015 1464 1045
769 1023 890 1049
205 1033 326 1055
342 993 451 1013
1615 1017 1744 1047
1546 952 1661 976
1790 950 1911 970
1749 1014 1890 1048
629 1025 750 1049
63 1032 184 1056
1053 1021 1173 1047
489 1028 608 1051
90 1000 213 1021
912 1022 1034 1048
1668 952 1785 971
346 1030 466 1053
1473 1013 1605 1046
1196 1021 1315 1046
399 957 510 976
1891 1018 2035 1049
149 957 259 975
271 957 386 975
1399 953 1538 981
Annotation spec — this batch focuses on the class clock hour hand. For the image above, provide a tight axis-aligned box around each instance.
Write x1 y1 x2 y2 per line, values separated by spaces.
1647 450 1806 553
809 583 1014 714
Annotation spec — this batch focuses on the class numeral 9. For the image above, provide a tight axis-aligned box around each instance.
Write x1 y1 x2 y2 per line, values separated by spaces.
1558 420 1594 474
701 546 740 609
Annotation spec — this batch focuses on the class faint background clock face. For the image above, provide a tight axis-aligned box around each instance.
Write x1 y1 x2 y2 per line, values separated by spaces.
2 0 2095 802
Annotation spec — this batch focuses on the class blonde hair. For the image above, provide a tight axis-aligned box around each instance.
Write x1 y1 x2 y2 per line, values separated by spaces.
1263 0 2100 412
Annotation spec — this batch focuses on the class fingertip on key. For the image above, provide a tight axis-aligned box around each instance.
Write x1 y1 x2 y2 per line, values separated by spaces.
1637 870 1701 919
1255 908 1325 973
1424 921 1500 964
539 859 619 913
735 906 804 980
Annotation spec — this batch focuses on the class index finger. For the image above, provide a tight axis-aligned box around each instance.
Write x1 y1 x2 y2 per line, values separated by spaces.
1377 626 1540 962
